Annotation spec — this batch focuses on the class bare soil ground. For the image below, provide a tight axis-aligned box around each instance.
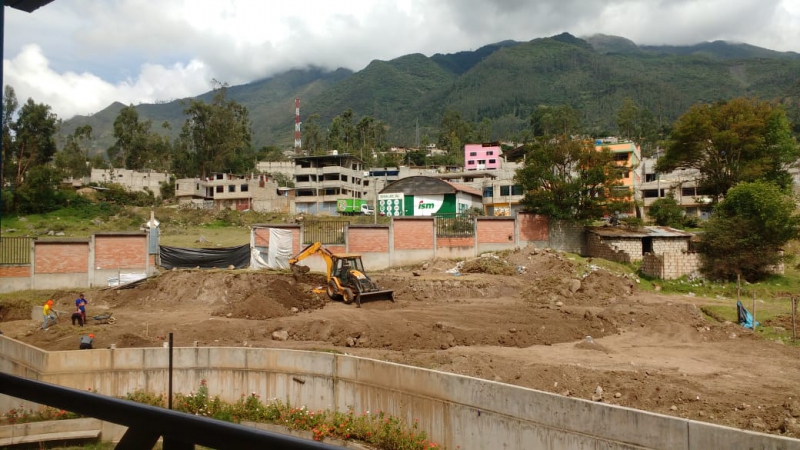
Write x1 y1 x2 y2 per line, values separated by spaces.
3 246 800 438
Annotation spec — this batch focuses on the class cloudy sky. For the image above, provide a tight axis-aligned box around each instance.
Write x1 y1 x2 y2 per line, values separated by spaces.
4 0 800 120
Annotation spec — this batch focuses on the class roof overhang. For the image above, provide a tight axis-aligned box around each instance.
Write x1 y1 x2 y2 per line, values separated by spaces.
5 0 55 13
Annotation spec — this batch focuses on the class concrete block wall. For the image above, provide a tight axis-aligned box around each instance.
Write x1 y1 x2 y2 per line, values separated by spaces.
652 238 689 254
585 234 635 263
642 252 702 280
548 220 585 254
1 337 797 450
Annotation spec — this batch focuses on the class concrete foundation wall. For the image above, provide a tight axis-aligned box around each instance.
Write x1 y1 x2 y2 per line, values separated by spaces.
0 276 30 293
641 252 702 280
1 338 797 450
32 273 90 290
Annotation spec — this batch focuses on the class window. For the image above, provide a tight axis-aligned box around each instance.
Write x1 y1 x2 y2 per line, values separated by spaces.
645 174 657 182
488 159 496 164
500 185 510 196
195 183 199 190
483 186 494 197
468 160 475 165
176 184 180 191
478 160 486 165
614 153 629 162
643 189 659 198
681 187 695 197
228 185 235 193
469 152 477 156
512 185 524 195
486 151 493 156
215 186 223 193
622 171 630 179
241 184 249 192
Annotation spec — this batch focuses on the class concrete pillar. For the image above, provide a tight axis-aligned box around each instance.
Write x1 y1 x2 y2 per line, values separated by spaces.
88 235 96 287
29 239 36 289
432 218 437 259
388 218 395 267
473 219 479 257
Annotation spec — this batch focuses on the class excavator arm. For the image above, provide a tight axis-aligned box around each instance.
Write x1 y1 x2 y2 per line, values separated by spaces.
288 242 335 280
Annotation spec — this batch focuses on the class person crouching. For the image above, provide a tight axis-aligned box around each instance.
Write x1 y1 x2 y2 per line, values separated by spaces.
71 308 84 327
79 334 94 350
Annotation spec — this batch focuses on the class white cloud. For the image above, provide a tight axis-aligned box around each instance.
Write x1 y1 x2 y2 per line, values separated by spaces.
3 0 799 120
4 45 213 119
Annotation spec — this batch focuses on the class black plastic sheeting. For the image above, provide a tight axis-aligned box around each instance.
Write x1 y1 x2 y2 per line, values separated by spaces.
159 244 250 269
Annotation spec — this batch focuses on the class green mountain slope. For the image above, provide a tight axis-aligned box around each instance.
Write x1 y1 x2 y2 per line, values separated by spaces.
60 33 800 154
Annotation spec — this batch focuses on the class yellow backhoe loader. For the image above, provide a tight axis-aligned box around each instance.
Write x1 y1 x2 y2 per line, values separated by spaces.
288 242 395 307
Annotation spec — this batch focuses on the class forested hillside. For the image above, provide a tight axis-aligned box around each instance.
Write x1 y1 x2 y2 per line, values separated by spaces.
59 33 800 153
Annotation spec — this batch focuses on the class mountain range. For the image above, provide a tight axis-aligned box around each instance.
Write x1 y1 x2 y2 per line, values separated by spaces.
60 33 800 154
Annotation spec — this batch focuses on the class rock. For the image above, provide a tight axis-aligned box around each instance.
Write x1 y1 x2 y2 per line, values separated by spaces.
271 330 289 341
226 313 233 318
345 337 357 347
412 271 421 276
591 385 604 401
55 232 65 236
47 230 55 236
196 235 207 243
781 418 800 434
357 336 369 346
748 417 766 431
561 390 571 397
509 328 517 333
787 401 800 418
670 405 678 411
290 307 299 313
422 263 429 270
228 265 235 270
729 333 738 339
614 392 622 399
555 301 564 307
568 279 581 293
19 217 27 222
434 322 445 330
584 335 594 344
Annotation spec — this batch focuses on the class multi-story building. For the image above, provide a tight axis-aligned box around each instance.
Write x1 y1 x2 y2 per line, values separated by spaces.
174 173 292 212
595 139 642 215
88 168 170 196
293 153 366 215
638 157 712 220
464 142 501 171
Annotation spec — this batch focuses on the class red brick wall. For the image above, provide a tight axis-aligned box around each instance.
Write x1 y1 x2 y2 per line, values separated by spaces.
291 229 302 255
394 219 434 250
254 227 270 247
0 265 30 277
348 228 389 253
95 235 146 269
326 245 346 254
477 219 515 244
34 242 89 274
518 213 548 241
437 236 473 248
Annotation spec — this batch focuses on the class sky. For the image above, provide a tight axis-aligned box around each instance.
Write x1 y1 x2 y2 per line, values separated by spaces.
3 0 800 120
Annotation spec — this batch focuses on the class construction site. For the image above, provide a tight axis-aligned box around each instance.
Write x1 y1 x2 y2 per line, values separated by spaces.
1 244 800 448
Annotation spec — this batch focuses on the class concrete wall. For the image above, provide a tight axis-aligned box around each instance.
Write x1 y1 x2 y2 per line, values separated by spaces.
585 233 635 263
0 266 31 292
32 240 90 290
548 220 585 254
642 252 702 280
652 238 689 254
1 337 797 450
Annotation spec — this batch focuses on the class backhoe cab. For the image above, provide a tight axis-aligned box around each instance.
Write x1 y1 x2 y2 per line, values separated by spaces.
288 242 395 307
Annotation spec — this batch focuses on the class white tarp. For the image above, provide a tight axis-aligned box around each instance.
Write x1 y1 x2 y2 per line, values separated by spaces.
107 272 147 287
251 228 293 270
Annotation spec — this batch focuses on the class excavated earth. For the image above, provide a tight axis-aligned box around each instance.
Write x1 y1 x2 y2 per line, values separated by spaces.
2 247 800 439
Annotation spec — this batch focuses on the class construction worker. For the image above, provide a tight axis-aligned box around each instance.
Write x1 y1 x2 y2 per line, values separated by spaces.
71 307 84 327
75 293 88 327
79 334 94 350
42 299 57 330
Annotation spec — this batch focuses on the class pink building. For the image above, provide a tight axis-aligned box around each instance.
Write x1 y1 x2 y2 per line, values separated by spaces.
464 143 501 171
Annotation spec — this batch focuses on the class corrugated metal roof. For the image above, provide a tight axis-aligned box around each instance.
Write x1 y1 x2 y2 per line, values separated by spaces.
445 181 482 197
588 226 693 238
379 176 483 198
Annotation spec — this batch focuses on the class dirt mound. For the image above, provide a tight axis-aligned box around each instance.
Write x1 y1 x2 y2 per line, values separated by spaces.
211 277 328 320
117 333 155 348
460 257 517 275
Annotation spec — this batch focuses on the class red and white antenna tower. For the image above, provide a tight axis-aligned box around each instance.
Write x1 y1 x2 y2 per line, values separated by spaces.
294 98 301 153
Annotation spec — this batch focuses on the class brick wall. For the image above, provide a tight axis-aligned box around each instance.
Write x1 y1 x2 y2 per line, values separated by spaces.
348 227 389 253
0 265 30 277
34 242 89 274
438 236 473 248
652 238 689 254
95 235 146 269
642 252 701 280
394 218 434 250
477 219 515 244
585 234 636 263
253 226 300 248
518 213 548 241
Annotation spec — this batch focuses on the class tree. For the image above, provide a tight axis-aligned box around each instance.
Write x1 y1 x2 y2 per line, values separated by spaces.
108 105 152 169
647 194 684 227
515 138 631 222
303 114 324 155
698 181 799 281
437 110 473 154
257 146 288 162
179 81 252 178
3 90 59 211
530 105 582 138
657 98 800 200
55 125 93 178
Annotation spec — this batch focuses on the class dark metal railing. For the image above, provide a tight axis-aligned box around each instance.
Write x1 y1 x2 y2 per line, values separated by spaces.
0 372 343 450
435 214 474 238
0 236 33 265
302 220 347 245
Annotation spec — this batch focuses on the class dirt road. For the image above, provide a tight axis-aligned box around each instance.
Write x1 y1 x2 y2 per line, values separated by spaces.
3 247 799 438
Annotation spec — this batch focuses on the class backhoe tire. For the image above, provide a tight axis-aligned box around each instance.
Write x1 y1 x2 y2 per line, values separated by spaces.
342 287 355 304
327 280 343 301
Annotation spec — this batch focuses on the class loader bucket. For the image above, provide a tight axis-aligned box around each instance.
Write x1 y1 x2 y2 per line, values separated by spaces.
356 289 395 305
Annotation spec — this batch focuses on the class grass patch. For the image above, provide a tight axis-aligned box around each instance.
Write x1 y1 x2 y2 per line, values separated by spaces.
0 290 62 321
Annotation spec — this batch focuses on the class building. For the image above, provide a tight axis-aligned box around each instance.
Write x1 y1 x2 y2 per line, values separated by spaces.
377 176 483 217
174 173 291 212
638 157 713 220
586 226 693 263
89 169 170 196
464 142 502 171
292 153 366 215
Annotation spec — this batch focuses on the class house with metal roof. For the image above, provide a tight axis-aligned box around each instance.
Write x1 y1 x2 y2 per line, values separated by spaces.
586 225 694 263
377 176 483 217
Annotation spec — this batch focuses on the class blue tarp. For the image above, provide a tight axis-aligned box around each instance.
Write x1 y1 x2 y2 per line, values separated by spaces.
736 301 760 329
